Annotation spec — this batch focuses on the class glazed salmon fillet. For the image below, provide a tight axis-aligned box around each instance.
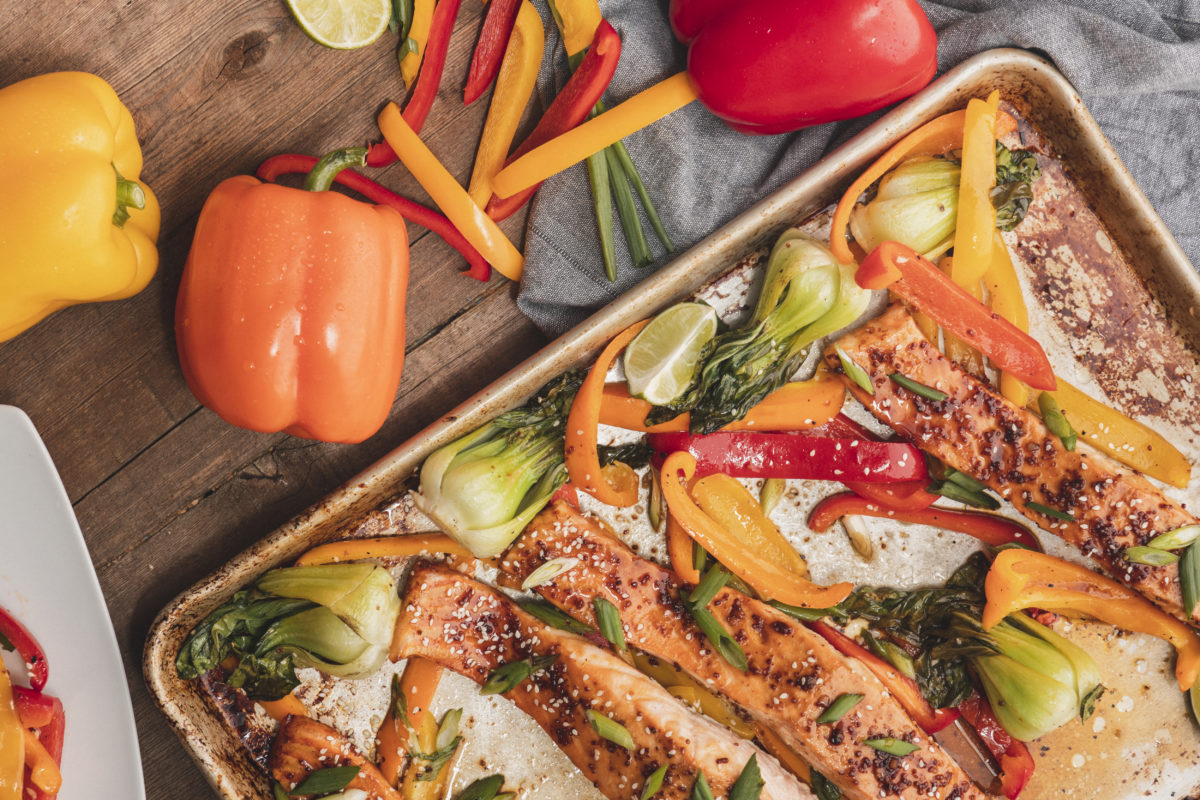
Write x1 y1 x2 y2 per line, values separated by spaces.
270 714 402 799
827 303 1200 624
393 561 811 800
503 503 995 800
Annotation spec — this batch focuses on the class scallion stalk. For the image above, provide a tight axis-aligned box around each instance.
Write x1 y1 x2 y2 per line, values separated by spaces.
816 693 863 724
585 709 635 749
863 737 920 757
593 596 627 651
888 372 947 402
605 148 653 267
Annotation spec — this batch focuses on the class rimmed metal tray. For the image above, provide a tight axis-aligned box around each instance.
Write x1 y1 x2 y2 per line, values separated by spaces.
145 48 1200 800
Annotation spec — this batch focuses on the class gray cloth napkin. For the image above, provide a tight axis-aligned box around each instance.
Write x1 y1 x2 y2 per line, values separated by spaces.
517 0 1200 336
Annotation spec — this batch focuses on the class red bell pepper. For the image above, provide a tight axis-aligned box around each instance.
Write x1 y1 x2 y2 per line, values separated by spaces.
13 686 54 728
815 414 937 510
485 19 621 221
256 153 490 281
856 241 1056 391
647 430 927 483
671 0 937 134
959 692 1036 799
810 620 960 734
0 604 47 691
464 0 522 105
18 690 64 800
808 492 1043 550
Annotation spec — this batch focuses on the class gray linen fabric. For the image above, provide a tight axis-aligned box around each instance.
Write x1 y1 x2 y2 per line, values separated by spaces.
516 0 1200 336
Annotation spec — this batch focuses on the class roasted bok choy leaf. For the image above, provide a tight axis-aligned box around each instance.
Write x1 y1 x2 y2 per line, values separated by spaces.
849 157 960 258
176 563 400 699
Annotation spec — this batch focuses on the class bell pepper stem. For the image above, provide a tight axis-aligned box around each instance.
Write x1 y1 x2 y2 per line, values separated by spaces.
113 167 146 228
303 147 369 192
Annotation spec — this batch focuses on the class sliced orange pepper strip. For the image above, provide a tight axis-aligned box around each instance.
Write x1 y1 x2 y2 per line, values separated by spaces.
21 727 61 794
949 91 1000 288
296 534 473 566
754 724 813 784
378 658 441 786
660 451 852 608
831 108 1017 264
666 512 702 584
983 548 1200 691
565 320 650 507
256 692 308 723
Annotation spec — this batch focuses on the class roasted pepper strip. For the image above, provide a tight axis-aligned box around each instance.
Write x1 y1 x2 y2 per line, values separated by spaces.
22 728 61 796
12 689 52 729
692 473 811 579
815 414 936 510
660 451 852 607
666 512 702 584
485 20 622 220
548 0 602 57
753 724 813 784
256 693 308 723
399 0 435 88
808 493 1042 550
949 91 1000 288
830 108 1017 264
810 620 960 734
982 233 1033 407
0 659 20 800
938 256 987 376
0 605 47 692
983 548 1200 691
463 0 522 105
378 657 443 787
296 534 473 566
958 692 1035 799
856 240 1056 390
467 1 544 207
564 320 650 507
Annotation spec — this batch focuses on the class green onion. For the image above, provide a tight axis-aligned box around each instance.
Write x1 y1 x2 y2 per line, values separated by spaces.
519 601 594 635
1026 501 1074 522
1182 543 1200 616
817 693 864 724
888 372 947 402
1147 525 1200 551
641 764 668 800
586 709 635 749
692 541 708 574
436 708 462 750
688 564 731 608
290 765 360 796
759 478 786 516
273 782 290 800
521 557 580 590
1038 392 1077 451
610 139 674 254
863 737 920 757
456 774 506 800
605 148 653 268
945 468 988 493
648 469 666 532
929 479 1000 510
1123 546 1179 566
690 771 714 800
728 753 764 800
811 771 842 800
390 673 409 729
1080 684 1105 721
836 347 875 396
690 606 748 671
481 655 557 695
585 152 618 281
770 601 838 622
594 597 627 651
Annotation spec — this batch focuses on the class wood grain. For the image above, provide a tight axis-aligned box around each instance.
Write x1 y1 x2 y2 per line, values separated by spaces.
0 1 551 797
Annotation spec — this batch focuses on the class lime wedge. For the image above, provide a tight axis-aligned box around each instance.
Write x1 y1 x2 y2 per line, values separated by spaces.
624 302 718 406
285 0 392 49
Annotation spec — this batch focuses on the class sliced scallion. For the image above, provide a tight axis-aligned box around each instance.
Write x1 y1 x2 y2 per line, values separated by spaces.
1026 501 1075 522
435 708 462 750
690 605 748 671
817 693 864 724
692 541 708 574
929 479 1000 510
1182 543 1200 616
521 557 581 590
641 764 668 800
456 774 506 800
648 469 666 532
863 737 920 757
1147 525 1200 552
481 654 557 695
585 709 635 750
811 771 842 800
273 782 290 800
945 468 988 493
690 771 715 800
836 347 875 396
770 600 838 623
594 596 627 651
389 673 410 729
1080 684 1105 721
888 372 947 402
1123 546 1179 567
1038 392 1078 451
687 564 731 608
759 478 786 516
728 753 763 800
520 600 594 635
290 765 360 796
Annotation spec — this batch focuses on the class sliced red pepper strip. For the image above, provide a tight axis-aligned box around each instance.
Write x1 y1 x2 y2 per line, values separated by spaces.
959 691 1035 799
13 687 53 728
485 19 621 221
811 414 937 510
550 482 580 508
256 154 491 281
857 241 1056 390
808 493 1042 551
647 430 926 483
22 727 62 795
22 692 64 800
810 620 960 734
0 604 47 691
464 0 523 105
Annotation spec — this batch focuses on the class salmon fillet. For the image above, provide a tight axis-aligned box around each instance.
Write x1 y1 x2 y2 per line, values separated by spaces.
503 502 995 800
270 714 402 799
394 561 810 800
826 303 1200 624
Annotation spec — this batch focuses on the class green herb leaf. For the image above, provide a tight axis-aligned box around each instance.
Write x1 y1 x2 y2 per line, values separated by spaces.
888 372 947 402
520 601 594 635
1182 543 1200 617
641 764 668 800
481 654 557 695
769 601 839 623
1123 546 1179 567
728 753 764 800
1147 525 1200 552
836 347 875 396
456 774 506 800
863 737 920 757
817 693 864 724
1026 501 1074 522
689 605 748 671
1080 684 1105 721
594 597 627 651
586 709 635 750
811 771 843 800
690 771 715 800
290 765 360 796
687 564 731 609
1038 392 1077 452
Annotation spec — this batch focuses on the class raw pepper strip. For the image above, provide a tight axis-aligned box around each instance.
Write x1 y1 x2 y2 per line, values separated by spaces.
256 154 491 281
463 0 522 105
692 473 811 579
808 493 1042 550
810 620 961 734
830 109 1018 264
856 240 1056 390
403 0 463 133
982 232 1033 407
597 376 845 433
295 534 473 566
564 320 649 506
660 451 853 607
485 20 622 221
399 0 436 88
958 691 1035 799
491 72 698 200
467 1 544 207
548 0 602 57
983 548 1200 691
0 604 47 691
378 103 525 281
950 91 1000 288
21 728 61 795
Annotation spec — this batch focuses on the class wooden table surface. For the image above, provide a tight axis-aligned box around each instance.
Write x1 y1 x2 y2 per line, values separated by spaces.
2 3 551 797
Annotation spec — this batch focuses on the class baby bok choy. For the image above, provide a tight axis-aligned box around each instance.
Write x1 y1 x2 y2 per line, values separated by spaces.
176 563 400 700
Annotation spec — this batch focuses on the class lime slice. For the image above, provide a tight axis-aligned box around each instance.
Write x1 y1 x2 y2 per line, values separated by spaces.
285 0 392 49
625 302 718 406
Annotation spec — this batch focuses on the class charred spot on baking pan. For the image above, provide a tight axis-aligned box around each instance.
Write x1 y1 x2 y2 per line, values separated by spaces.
199 670 274 772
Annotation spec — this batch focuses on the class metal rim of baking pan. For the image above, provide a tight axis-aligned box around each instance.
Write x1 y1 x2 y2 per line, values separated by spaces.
142 47 1200 800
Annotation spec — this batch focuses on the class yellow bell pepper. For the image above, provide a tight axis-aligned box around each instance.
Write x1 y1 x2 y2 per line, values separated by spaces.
938 255 986 375
0 72 159 343
982 232 1034 407
548 0 602 57
400 0 436 88
0 659 22 800
950 91 999 289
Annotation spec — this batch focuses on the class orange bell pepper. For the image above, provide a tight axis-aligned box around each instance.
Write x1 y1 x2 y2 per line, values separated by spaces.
753 725 812 784
660 451 852 608
256 692 308 723
296 534 473 566
176 149 409 444
949 91 1000 289
983 548 1200 691
666 511 702 583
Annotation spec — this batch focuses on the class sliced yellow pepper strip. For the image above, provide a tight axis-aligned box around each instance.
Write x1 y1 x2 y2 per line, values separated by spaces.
378 103 525 280
691 474 810 580
982 232 1034 407
950 91 999 289
492 72 698 199
296 534 473 566
402 709 455 800
468 1 544 207
400 0 436 88
631 652 754 738
548 0 602 57
0 659 21 800
660 451 852 608
755 724 813 784
938 255 986 375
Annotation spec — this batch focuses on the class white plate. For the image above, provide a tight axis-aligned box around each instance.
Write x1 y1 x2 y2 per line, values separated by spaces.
0 405 145 799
